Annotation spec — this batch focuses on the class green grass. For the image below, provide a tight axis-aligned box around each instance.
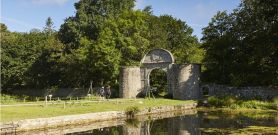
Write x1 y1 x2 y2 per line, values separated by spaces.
207 96 277 110
0 98 195 123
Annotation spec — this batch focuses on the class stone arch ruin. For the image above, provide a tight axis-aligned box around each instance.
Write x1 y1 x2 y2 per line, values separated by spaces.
119 49 201 100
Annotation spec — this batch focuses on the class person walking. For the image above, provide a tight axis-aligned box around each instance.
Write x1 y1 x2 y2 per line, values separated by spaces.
99 86 105 100
105 85 111 100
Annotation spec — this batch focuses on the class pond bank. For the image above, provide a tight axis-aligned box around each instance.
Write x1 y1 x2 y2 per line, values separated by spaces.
0 102 197 133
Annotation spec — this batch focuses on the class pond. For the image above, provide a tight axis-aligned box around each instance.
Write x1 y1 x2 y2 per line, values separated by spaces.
61 109 277 135
13 109 277 134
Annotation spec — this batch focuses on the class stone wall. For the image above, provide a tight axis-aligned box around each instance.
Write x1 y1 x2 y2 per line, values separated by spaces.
119 67 142 98
202 84 278 99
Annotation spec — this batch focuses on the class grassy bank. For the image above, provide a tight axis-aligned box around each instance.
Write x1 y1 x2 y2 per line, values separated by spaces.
206 96 277 110
0 98 195 123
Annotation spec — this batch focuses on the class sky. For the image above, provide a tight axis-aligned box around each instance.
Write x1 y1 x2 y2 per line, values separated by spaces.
1 0 241 40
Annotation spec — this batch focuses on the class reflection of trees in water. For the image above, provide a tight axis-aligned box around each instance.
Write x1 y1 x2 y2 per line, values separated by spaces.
68 111 277 135
199 111 278 129
123 118 153 135
168 115 200 135
122 115 200 135
72 126 122 135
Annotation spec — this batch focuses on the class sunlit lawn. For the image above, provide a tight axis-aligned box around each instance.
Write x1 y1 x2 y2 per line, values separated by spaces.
0 98 195 123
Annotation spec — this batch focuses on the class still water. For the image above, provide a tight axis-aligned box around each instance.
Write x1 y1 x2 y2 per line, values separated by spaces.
63 110 277 135
16 109 277 134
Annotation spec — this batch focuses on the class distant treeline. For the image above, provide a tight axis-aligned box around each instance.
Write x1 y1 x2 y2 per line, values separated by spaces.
1 0 277 92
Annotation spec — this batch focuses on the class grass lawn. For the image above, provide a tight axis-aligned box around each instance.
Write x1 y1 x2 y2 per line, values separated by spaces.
0 98 195 123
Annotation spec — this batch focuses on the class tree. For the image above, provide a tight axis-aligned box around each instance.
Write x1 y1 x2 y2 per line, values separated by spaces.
148 14 203 64
58 0 135 49
43 17 55 35
1 23 8 32
1 22 64 90
201 11 236 84
58 0 148 86
202 0 278 86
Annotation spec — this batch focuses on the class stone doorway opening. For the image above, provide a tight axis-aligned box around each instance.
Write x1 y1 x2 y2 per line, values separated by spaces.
149 68 172 98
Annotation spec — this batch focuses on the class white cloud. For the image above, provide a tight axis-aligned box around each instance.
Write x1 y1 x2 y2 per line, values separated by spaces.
31 0 70 5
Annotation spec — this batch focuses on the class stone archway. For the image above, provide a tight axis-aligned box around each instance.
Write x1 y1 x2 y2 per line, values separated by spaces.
119 49 201 100
140 49 175 96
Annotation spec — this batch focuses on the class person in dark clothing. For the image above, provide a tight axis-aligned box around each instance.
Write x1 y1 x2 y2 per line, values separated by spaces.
105 85 111 99
99 86 105 100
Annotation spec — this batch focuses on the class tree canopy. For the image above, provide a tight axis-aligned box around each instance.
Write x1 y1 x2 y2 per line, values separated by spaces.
202 0 278 86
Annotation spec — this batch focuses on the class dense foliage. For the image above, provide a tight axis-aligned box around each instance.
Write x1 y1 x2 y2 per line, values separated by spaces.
1 0 201 91
1 21 64 90
202 0 278 86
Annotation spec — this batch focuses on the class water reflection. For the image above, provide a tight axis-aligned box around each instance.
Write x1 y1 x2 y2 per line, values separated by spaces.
19 110 278 135
168 115 200 135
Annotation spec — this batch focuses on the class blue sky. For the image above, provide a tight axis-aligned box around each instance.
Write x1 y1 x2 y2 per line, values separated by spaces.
1 0 241 39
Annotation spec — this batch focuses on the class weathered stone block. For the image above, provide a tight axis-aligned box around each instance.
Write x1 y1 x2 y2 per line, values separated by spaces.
119 67 142 98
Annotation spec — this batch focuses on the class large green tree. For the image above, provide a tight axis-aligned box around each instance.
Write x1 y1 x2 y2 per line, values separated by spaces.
202 0 278 86
58 0 149 86
1 19 63 90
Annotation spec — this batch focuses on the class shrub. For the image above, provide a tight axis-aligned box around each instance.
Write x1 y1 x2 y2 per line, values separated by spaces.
208 96 221 107
125 106 140 118
207 96 276 110
1 94 19 103
273 96 278 110
208 95 236 107
238 100 276 110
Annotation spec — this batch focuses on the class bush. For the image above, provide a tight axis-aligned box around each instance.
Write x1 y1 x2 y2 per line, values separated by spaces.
0 94 33 104
273 96 278 110
208 95 236 107
0 94 18 103
208 96 222 107
207 96 276 110
238 100 276 110
125 106 140 118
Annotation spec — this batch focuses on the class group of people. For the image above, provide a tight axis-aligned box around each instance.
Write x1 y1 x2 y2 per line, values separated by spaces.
99 85 111 99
